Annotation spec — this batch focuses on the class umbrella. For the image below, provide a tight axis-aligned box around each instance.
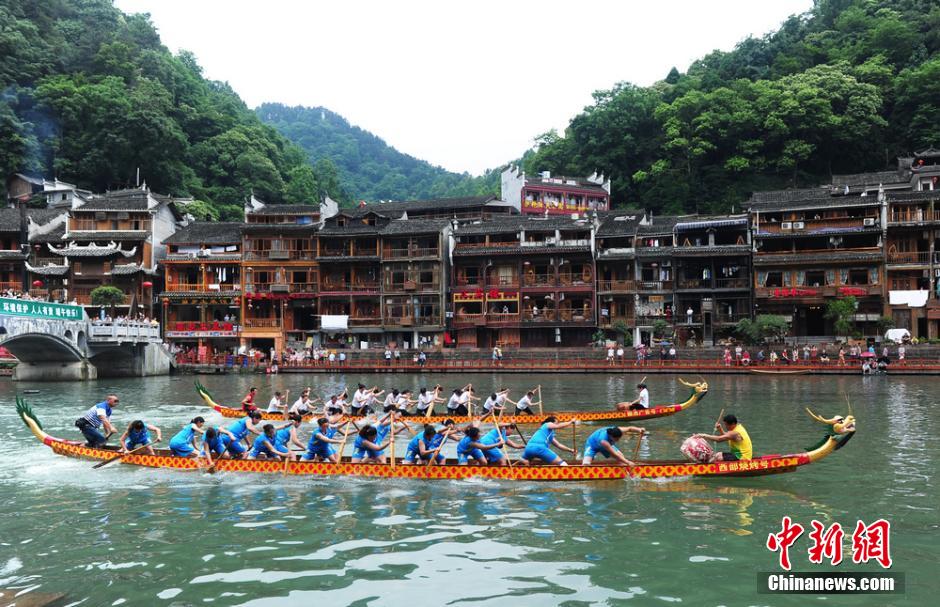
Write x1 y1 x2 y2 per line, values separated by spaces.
860 352 875 358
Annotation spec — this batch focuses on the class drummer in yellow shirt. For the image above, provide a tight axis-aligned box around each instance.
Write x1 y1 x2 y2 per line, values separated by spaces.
694 413 752 462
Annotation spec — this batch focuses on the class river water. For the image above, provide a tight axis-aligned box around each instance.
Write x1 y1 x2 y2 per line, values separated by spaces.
0 372 935 606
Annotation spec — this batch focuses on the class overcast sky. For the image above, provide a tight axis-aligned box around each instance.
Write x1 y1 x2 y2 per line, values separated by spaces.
115 0 812 175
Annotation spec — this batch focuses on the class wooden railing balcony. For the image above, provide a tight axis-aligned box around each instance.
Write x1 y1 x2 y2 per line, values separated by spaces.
453 313 486 326
556 309 594 322
288 282 317 293
637 280 673 291
889 209 940 224
383 246 440 259
455 278 483 288
72 220 151 232
348 316 382 327
387 281 440 292
27 288 66 301
486 312 520 325
487 277 519 288
755 284 882 298
320 280 380 293
0 281 22 292
521 309 557 322
758 216 878 233
243 249 314 261
243 317 281 329
558 275 593 287
597 279 635 292
887 251 930 265
599 314 635 327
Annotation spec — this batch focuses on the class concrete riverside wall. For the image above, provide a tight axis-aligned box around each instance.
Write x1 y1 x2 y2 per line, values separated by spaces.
13 360 97 381
93 343 171 378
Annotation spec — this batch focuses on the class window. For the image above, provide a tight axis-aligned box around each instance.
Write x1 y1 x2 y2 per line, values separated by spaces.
765 271 783 287
849 269 868 285
805 271 825 287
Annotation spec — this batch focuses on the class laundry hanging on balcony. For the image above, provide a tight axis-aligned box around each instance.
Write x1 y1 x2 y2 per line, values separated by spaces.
321 315 349 331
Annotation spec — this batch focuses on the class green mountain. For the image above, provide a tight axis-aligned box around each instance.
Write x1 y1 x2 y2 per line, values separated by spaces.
256 103 498 203
0 0 337 220
524 0 940 214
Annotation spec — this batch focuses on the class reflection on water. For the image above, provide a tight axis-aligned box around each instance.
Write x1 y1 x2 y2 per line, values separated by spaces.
0 374 937 605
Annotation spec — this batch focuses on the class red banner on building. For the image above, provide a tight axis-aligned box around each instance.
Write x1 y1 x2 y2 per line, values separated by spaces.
772 288 819 297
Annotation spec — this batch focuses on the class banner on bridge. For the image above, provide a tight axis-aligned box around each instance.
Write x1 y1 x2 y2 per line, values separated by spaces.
0 297 83 321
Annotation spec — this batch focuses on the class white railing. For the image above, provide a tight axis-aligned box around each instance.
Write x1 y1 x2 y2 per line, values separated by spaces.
88 323 162 342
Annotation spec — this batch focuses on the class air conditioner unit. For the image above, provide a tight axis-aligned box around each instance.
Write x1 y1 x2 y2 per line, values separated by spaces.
863 218 876 226
793 221 805 229
781 222 792 230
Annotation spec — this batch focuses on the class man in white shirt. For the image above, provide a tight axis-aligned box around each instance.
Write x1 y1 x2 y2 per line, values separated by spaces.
415 386 441 415
618 383 650 411
289 389 314 415
352 384 371 415
510 390 537 415
267 390 288 416
383 389 400 411
607 346 615 366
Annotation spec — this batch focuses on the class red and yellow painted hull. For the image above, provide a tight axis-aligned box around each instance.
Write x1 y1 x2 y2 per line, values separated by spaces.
35 435 811 481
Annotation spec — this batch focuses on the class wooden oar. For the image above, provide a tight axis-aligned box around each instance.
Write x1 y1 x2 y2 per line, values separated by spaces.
92 439 160 469
426 427 453 466
714 407 725 433
389 414 396 469
494 405 514 470
336 418 352 462
537 385 544 416
632 430 644 461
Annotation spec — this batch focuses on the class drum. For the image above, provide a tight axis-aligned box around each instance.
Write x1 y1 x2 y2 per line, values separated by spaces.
680 436 713 463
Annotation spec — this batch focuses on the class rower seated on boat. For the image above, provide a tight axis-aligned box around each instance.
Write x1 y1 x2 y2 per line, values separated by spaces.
618 383 650 412
482 392 505 416
302 417 350 463
382 389 400 413
694 413 752 462
508 390 537 415
273 414 307 461
446 388 469 416
521 416 578 466
119 419 162 455
241 387 258 412
75 394 119 448
456 426 504 465
223 409 265 458
289 389 316 416
415 386 444 416
266 390 290 416
202 426 237 460
581 426 646 466
351 384 374 416
351 424 392 463
397 389 415 416
249 424 291 460
324 394 346 417
403 423 448 465
169 417 209 458
478 423 525 466
374 406 412 463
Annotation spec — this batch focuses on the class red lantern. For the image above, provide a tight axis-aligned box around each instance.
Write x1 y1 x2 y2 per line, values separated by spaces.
32 280 43 288
142 281 153 288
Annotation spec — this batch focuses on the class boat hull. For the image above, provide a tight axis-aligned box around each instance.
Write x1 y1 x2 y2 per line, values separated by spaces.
42 437 807 481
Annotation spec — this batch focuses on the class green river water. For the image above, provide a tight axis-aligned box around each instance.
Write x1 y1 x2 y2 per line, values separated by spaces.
0 373 936 606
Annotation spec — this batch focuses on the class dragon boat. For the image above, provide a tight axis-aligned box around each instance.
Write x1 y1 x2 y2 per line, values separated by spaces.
16 398 854 482
194 378 710 425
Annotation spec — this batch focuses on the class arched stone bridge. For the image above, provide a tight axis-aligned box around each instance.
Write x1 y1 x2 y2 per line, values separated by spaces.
0 298 169 380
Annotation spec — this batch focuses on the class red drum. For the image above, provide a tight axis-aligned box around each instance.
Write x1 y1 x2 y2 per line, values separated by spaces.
681 436 713 463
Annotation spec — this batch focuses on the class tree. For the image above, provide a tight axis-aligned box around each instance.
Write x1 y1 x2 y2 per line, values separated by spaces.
652 319 672 339
610 318 634 346
825 296 857 336
90 285 125 307
734 315 791 344
180 199 219 221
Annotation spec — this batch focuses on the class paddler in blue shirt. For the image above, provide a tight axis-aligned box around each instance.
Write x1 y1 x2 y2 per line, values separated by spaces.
169 417 208 458
456 426 504 465
249 424 291 460
351 424 392 463
520 416 578 466
303 416 351 463
478 422 525 466
223 409 264 458
119 419 162 455
273 414 306 461
202 425 237 460
74 394 119 447
581 426 647 466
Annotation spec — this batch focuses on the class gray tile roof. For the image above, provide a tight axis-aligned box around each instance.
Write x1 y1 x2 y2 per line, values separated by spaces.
0 208 22 233
163 222 244 245
596 210 644 237
248 204 320 215
353 195 502 218
0 250 27 260
380 218 450 235
29 225 66 243
242 223 318 235
26 262 69 276
753 250 883 266
79 189 152 211
886 191 940 203
26 208 67 226
831 170 908 187
453 244 590 257
672 245 751 257
755 226 882 238
748 195 881 213
748 187 830 204
110 263 146 276
455 216 594 236
637 215 684 235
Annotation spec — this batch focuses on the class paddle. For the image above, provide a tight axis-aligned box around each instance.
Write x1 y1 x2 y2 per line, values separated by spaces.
92 439 160 469
336 418 352 463
714 407 725 433
389 413 396 469
426 426 453 466
536 385 544 416
632 430 644 461
494 406 514 470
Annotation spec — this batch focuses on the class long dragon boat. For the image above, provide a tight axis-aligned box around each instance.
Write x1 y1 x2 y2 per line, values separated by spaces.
16 398 855 481
194 378 709 424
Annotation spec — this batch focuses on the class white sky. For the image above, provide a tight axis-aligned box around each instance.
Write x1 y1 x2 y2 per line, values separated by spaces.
115 0 812 176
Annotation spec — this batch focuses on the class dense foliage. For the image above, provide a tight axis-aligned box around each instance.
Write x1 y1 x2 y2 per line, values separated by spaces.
523 0 940 214
0 0 340 219
734 315 792 344
256 104 499 203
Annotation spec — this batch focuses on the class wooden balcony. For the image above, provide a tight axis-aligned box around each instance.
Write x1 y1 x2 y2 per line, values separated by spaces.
597 279 635 293
887 251 930 265
487 277 519 288
677 277 749 290
243 249 315 261
637 280 673 291
889 209 940 224
243 317 281 329
486 312 520 326
386 281 440 292
348 316 382 327
382 246 440 259
72 219 151 232
0 281 22 292
167 282 241 292
599 314 634 327
523 273 555 287
319 280 380 294
758 216 878 233
755 284 881 299
453 313 487 327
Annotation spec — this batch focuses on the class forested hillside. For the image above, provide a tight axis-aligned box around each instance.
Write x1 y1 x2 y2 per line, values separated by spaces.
524 0 940 214
0 0 343 220
256 104 498 202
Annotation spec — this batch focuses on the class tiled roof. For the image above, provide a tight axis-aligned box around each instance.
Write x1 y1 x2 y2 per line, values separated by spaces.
79 189 152 211
672 245 751 257
753 250 882 266
831 170 907 187
247 204 320 215
635 247 674 258
748 187 830 204
67 230 148 241
596 210 644 237
26 262 69 276
163 222 244 245
456 216 593 236
380 218 451 235
674 215 748 231
26 208 67 226
318 224 383 235
242 223 318 234
164 253 241 262
29 225 65 243
47 242 137 258
110 263 147 276
637 215 684 235
886 191 940 203
748 195 880 212
0 250 27 260
353 195 502 218
0 208 22 232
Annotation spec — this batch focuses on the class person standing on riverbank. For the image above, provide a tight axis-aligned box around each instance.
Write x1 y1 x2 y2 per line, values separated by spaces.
75 394 119 447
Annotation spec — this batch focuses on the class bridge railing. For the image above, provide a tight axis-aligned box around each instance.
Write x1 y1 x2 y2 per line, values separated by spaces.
88 323 162 342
